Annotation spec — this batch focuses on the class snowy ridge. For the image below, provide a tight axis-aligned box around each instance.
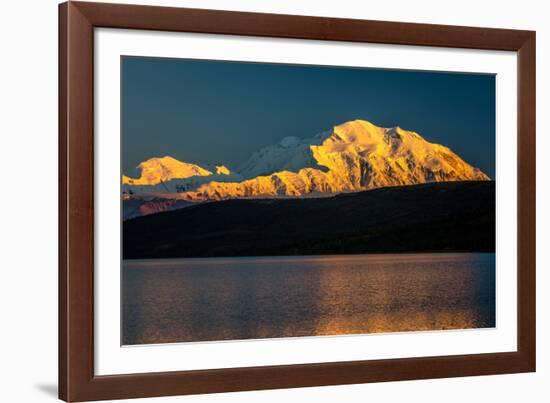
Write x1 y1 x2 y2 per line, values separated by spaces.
122 156 214 186
122 156 238 195
180 119 490 200
237 132 330 179
122 119 490 202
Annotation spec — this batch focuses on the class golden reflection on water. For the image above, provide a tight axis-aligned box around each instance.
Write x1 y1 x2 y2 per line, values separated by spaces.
310 254 482 336
313 309 479 335
123 253 495 345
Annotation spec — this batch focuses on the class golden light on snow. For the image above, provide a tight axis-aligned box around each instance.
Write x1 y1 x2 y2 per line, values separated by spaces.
215 165 231 175
122 156 215 186
122 119 490 201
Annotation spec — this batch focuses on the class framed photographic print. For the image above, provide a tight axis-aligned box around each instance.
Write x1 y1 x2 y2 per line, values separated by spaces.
59 1 536 401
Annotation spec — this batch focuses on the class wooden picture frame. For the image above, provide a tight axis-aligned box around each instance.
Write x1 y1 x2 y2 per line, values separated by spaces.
59 1 536 401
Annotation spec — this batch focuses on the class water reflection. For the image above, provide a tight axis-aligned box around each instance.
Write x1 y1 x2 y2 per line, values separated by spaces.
122 253 495 345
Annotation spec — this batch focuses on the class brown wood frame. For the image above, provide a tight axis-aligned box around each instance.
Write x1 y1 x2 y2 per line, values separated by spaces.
59 1 536 401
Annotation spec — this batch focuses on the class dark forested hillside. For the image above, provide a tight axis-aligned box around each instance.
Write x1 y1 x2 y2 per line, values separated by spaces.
123 181 495 259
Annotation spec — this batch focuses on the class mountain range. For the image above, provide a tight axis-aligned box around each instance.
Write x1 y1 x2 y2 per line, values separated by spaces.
122 119 490 217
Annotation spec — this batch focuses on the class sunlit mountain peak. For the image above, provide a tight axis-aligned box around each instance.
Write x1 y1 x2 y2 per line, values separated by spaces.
215 165 231 175
122 156 213 186
123 119 490 203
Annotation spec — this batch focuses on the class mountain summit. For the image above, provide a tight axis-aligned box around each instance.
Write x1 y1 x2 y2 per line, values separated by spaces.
176 119 489 200
122 156 213 186
122 156 232 186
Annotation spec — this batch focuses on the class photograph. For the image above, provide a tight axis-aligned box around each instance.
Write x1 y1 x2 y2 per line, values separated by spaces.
121 56 496 345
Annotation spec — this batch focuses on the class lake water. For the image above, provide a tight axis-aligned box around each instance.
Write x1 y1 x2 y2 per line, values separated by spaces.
122 253 495 345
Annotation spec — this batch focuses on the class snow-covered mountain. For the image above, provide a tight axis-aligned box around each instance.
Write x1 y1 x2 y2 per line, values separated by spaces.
176 119 489 200
122 156 234 186
238 132 330 179
121 156 240 195
123 156 213 186
122 119 490 203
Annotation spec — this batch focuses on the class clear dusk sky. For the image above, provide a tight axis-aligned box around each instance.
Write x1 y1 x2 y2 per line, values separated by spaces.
122 56 496 178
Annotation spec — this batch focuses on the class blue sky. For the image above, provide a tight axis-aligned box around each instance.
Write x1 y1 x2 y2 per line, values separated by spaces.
122 56 495 178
